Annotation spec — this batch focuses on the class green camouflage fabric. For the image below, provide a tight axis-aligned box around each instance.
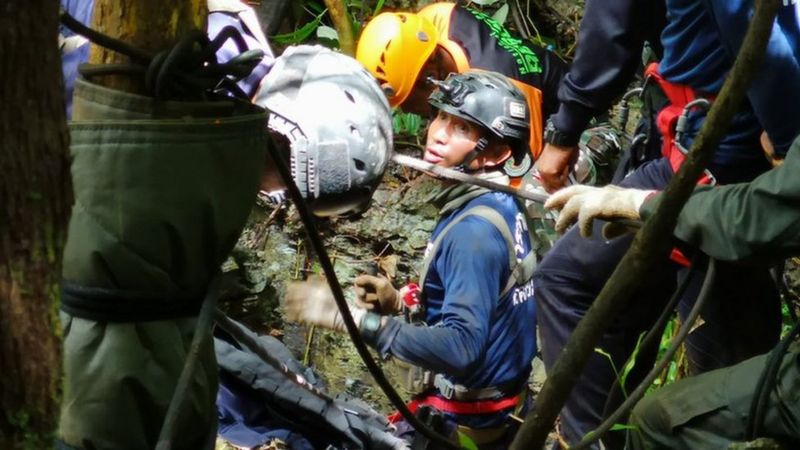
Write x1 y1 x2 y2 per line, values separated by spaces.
574 123 627 186
523 123 625 260
59 79 268 450
629 343 800 449
518 175 561 261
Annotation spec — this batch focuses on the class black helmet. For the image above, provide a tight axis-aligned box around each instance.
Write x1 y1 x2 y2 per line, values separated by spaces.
428 69 529 154
254 45 393 217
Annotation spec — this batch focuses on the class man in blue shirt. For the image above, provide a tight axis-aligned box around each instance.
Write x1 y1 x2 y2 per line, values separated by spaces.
533 0 800 447
286 70 538 448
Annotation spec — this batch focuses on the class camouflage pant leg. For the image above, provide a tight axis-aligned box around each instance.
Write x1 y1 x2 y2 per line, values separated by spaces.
628 347 800 449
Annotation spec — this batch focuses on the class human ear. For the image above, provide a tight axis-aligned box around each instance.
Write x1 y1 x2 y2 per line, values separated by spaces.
481 142 513 168
380 82 396 98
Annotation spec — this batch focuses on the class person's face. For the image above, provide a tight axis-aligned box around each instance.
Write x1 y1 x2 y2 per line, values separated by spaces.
399 46 455 116
424 110 482 169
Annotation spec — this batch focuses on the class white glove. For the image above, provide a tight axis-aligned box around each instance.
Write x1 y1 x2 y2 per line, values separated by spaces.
284 275 366 333
544 185 655 238
353 274 403 314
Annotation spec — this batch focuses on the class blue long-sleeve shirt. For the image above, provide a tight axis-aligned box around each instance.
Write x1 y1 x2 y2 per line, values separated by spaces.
368 191 537 424
659 0 800 166
699 0 800 157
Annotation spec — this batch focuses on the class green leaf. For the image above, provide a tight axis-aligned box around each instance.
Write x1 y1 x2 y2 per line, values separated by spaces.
373 0 386 16
610 423 637 432
594 347 612 360
667 360 678 383
271 10 327 45
492 3 509 25
457 431 480 450
531 34 558 49
620 332 646 389
306 1 326 15
392 111 423 136
595 347 626 397
316 25 339 41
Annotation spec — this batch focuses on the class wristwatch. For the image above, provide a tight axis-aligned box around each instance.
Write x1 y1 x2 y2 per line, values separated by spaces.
543 117 580 147
359 312 383 344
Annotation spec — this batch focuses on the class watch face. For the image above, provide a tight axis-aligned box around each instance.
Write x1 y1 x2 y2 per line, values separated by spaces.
544 119 577 146
544 121 559 143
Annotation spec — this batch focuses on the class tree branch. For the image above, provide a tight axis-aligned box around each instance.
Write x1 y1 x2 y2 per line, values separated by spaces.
324 0 355 56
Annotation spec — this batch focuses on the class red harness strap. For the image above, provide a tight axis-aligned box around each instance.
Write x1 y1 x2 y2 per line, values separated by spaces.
387 394 520 423
644 63 719 267
644 63 716 185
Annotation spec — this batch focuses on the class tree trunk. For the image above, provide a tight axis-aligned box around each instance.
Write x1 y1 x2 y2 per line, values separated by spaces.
0 1 72 448
323 0 355 56
89 0 208 94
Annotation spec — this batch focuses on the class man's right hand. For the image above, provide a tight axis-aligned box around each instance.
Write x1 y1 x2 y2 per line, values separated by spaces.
544 184 654 238
284 275 366 333
354 274 403 314
535 143 579 193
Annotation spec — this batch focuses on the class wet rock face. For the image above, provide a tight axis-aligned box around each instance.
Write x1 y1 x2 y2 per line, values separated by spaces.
219 147 440 412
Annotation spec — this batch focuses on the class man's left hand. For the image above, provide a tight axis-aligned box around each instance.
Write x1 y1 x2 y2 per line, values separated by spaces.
544 185 655 238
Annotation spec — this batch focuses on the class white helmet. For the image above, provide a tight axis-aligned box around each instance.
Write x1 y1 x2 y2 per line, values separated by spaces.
254 45 393 216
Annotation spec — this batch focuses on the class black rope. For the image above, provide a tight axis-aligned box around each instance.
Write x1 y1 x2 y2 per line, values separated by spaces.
60 282 203 322
155 275 221 450
59 9 264 101
265 137 461 449
76 64 146 79
747 320 800 439
746 261 800 439
59 7 152 63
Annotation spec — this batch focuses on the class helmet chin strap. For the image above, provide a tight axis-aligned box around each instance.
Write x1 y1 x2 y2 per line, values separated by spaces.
453 136 490 174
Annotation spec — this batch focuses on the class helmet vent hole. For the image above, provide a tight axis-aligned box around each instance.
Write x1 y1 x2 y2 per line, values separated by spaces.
350 124 361 137
353 158 366 171
345 90 356 103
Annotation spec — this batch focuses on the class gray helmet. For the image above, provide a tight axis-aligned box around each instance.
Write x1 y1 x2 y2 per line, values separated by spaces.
428 70 531 174
254 45 392 216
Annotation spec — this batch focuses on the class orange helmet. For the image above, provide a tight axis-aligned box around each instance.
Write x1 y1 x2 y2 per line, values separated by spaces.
356 12 439 108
